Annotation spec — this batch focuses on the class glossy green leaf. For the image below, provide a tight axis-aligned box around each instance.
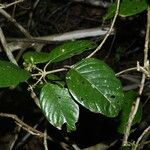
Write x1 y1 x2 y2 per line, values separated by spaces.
48 40 97 62
104 0 148 20
117 91 142 134
66 58 124 117
23 51 50 64
0 60 30 87
40 83 79 131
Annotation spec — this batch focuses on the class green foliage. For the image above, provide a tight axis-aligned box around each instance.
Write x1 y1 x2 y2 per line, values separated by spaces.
66 58 124 117
23 51 50 64
40 83 79 131
119 146 131 150
47 74 65 87
104 0 148 20
0 60 30 87
0 0 147 148
23 40 97 64
48 40 97 62
117 91 142 134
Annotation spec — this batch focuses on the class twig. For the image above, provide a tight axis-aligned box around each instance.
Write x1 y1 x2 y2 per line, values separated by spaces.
140 140 150 146
0 8 32 38
86 0 120 58
0 113 52 140
28 84 40 107
14 117 44 149
31 68 68 77
133 125 150 150
28 0 40 28
0 8 33 60
122 6 150 147
7 27 113 43
122 78 145 146
0 27 17 65
72 0 111 8
0 0 24 9
44 129 48 150
116 67 137 76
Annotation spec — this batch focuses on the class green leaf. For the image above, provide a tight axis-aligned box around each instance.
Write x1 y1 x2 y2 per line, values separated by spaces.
103 2 116 20
23 51 50 64
120 0 148 17
0 60 30 87
47 74 65 87
48 40 97 62
66 58 124 117
117 91 142 134
104 0 148 20
119 146 131 150
40 83 79 131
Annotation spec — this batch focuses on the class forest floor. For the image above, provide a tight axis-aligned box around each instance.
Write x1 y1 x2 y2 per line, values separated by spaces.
0 0 149 150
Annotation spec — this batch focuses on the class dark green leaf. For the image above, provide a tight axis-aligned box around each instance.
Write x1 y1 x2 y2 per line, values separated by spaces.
23 51 50 64
104 0 148 20
119 146 131 150
66 58 124 117
0 60 30 87
47 74 65 87
40 83 79 131
120 0 148 17
103 2 116 20
48 40 97 62
117 91 142 134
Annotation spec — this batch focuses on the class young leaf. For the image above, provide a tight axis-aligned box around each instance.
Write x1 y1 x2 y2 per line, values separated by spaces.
0 60 30 87
66 58 124 117
48 40 97 62
23 51 50 64
40 83 79 131
117 91 142 134
104 0 148 20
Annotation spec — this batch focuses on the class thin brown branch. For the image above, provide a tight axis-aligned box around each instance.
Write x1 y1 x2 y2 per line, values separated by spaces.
44 129 48 150
7 27 113 43
0 8 32 38
134 125 150 150
122 6 150 147
0 0 24 9
115 67 137 76
0 113 52 140
0 27 17 65
86 0 120 58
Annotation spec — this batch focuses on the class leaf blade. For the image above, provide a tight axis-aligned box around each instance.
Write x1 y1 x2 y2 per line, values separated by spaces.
23 51 50 64
48 40 97 62
0 60 30 87
103 0 148 20
40 83 79 131
66 58 124 117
